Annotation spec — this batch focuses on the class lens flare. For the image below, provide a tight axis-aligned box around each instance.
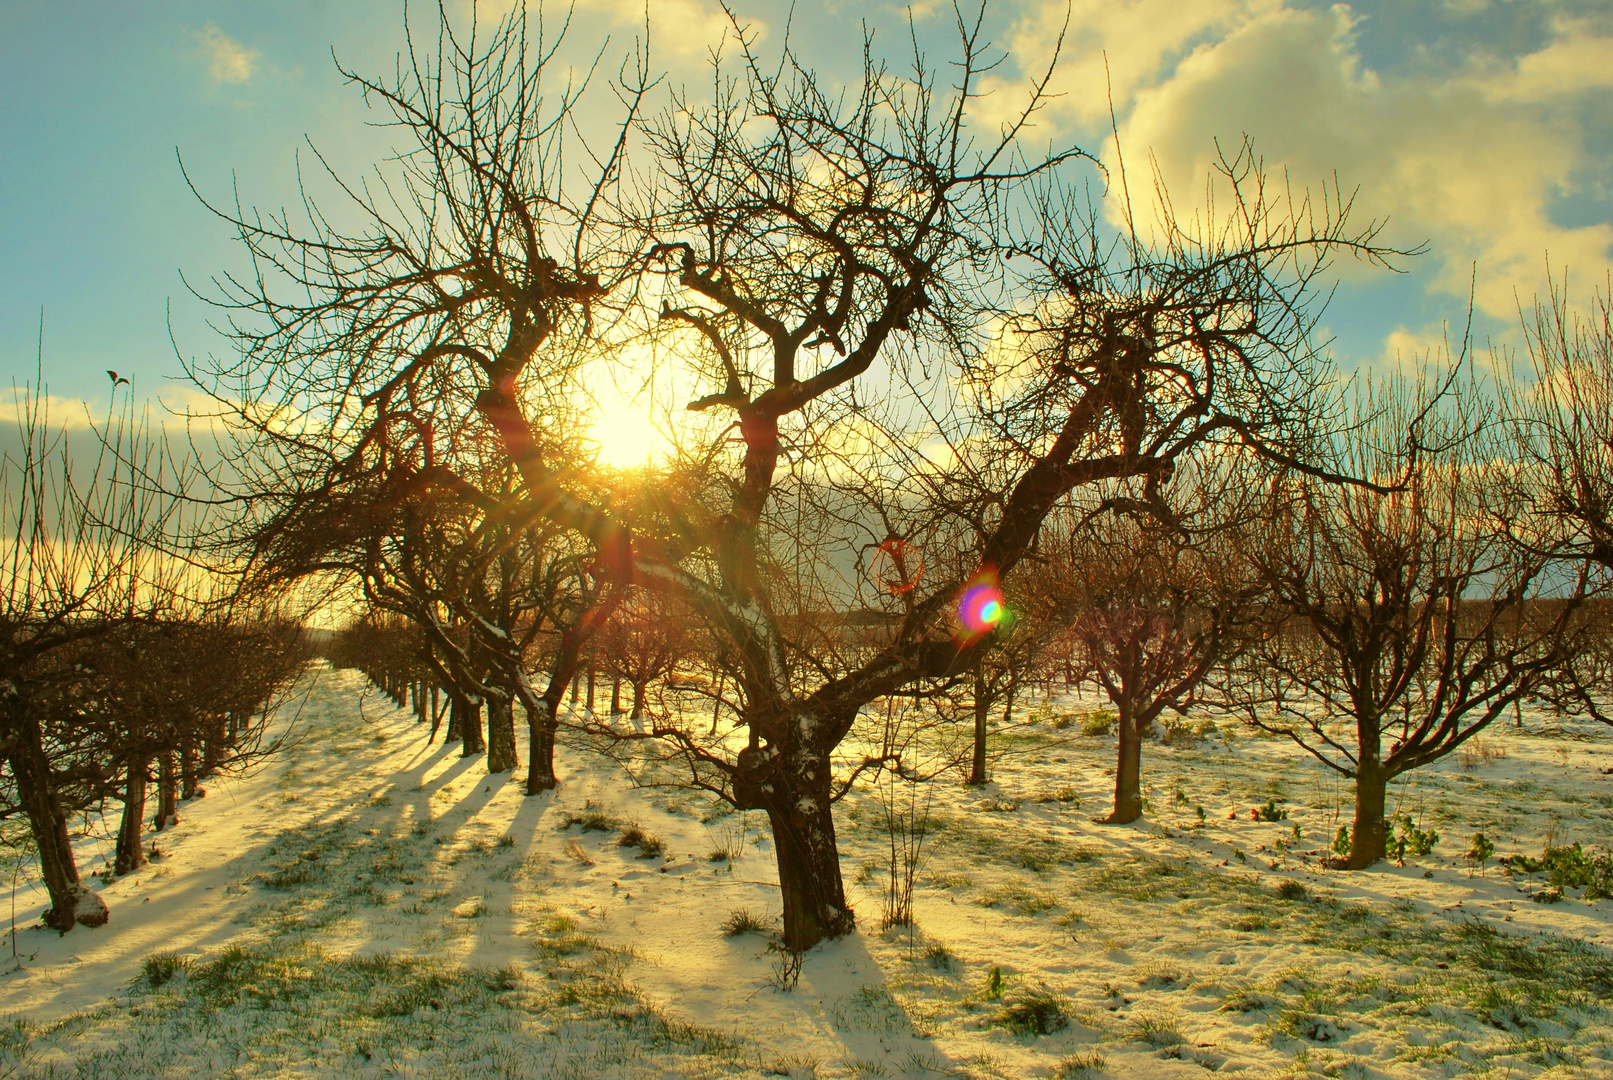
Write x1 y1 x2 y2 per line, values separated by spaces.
958 576 1007 634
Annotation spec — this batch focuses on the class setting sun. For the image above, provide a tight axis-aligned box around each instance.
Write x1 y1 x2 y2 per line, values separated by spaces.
587 387 674 469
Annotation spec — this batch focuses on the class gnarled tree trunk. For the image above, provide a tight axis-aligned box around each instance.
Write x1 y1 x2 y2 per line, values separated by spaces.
8 711 108 930
526 637 583 794
115 753 148 875
451 693 485 756
734 727 852 953
526 698 558 794
485 690 518 773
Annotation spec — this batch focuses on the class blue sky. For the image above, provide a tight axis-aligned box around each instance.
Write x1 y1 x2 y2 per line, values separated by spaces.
3 0 1610 417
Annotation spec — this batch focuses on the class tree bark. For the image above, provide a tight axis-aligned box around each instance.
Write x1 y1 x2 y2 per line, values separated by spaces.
631 679 646 721
528 644 582 794
1106 708 1144 824
770 791 851 952
451 694 485 756
1347 760 1390 868
8 711 108 930
526 699 558 793
115 753 148 875
201 716 225 778
180 731 199 800
969 665 989 786
485 691 518 773
734 735 853 952
155 751 178 831
529 693 561 796
611 677 622 715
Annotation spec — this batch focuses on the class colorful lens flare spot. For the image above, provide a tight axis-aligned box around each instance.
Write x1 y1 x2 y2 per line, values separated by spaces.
958 581 1007 634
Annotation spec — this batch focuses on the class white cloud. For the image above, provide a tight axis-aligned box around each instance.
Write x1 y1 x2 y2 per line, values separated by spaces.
1090 4 1613 318
1375 320 1471 374
194 23 257 85
575 0 755 63
2 387 99 430
1481 17 1613 102
894 0 951 20
982 0 1266 131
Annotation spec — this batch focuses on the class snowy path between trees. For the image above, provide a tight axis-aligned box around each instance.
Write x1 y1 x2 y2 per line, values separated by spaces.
2 663 1611 1078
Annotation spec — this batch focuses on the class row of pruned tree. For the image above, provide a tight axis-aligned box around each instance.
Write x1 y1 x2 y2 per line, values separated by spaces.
1022 369 1605 869
1 382 310 931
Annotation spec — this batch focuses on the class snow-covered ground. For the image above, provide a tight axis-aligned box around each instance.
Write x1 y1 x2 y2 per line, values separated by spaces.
2 664 1610 1078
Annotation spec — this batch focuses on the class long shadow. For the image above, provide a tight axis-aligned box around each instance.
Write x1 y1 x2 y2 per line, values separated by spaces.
395 734 460 782
417 751 484 798
333 726 566 966
455 785 560 968
0 676 478 1018
807 929 967 1074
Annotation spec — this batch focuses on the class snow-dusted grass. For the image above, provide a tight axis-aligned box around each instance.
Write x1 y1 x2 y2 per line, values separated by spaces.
3 666 1611 1078
0 941 741 1079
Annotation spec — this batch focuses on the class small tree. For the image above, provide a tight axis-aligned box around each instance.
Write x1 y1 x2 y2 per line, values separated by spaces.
963 599 1043 787
1052 503 1263 824
1239 374 1584 867
597 590 686 722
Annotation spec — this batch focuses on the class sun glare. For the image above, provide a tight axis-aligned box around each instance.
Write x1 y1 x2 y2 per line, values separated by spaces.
588 390 673 470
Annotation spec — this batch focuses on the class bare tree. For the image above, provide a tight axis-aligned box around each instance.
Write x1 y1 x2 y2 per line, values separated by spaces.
0 373 193 930
326 614 446 730
1051 502 1264 824
186 3 644 792
98 615 309 875
597 589 685 721
1502 283 1613 564
570 41 1399 949
1236 373 1584 867
193 1 1403 950
961 598 1043 787
285 463 612 788
328 614 451 732
1499 282 1613 719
